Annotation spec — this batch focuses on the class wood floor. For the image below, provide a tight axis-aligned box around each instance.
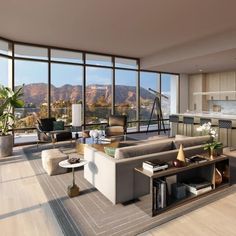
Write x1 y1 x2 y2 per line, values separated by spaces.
0 147 63 236
1 146 236 236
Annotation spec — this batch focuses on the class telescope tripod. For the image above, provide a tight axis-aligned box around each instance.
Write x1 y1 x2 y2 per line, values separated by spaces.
146 96 166 134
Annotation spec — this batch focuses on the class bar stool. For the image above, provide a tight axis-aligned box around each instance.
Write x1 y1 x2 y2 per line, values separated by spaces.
218 119 236 150
169 115 181 136
200 118 218 127
183 116 197 136
200 118 211 126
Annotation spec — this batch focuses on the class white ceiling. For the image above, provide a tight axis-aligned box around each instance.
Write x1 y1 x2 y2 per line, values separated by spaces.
1 0 236 73
150 48 236 74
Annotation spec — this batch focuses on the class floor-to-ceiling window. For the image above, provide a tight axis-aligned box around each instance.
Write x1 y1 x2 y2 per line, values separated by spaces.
0 39 12 87
14 45 48 143
0 36 180 144
51 49 83 126
114 58 139 132
161 73 179 117
85 67 112 126
85 54 113 128
161 73 179 131
140 71 160 131
51 64 83 126
0 57 10 87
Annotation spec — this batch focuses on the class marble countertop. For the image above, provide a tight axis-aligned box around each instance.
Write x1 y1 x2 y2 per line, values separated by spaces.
174 112 236 120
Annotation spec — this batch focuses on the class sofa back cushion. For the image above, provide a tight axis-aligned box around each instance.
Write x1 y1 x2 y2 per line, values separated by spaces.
38 118 56 132
174 135 209 149
114 139 173 159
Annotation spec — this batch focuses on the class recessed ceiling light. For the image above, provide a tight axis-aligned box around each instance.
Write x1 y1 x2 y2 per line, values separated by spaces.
199 69 203 72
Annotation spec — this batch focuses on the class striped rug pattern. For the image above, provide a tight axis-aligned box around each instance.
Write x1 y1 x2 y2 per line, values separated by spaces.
23 145 236 236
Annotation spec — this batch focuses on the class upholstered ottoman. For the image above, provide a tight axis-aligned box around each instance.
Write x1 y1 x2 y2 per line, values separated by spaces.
41 149 68 176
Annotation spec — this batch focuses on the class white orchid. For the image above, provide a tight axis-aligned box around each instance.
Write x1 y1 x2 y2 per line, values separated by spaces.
197 122 215 137
196 126 203 132
197 122 222 155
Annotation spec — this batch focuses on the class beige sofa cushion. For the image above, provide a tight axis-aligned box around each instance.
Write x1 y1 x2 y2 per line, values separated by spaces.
114 139 173 159
174 135 210 149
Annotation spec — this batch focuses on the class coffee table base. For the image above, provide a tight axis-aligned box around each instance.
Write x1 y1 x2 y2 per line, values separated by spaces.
67 184 80 197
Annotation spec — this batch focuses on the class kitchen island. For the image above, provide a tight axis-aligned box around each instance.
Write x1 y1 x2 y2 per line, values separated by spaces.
170 112 236 147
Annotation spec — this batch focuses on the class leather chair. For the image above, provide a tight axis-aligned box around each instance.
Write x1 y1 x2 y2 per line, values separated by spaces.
36 118 72 147
105 115 127 137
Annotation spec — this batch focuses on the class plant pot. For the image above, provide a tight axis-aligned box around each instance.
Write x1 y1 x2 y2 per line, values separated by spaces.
0 134 13 157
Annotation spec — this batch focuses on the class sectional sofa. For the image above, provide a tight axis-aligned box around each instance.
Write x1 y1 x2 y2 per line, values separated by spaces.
84 135 210 204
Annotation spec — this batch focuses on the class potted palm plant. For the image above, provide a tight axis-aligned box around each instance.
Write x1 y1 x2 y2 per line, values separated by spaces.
0 85 24 157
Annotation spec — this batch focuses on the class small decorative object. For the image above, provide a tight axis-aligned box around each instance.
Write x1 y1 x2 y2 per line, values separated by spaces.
197 122 223 160
68 157 80 164
215 168 223 186
89 130 99 139
173 144 186 167
89 129 104 140
172 159 186 168
222 165 230 181
177 144 186 163
98 130 104 138
171 183 186 199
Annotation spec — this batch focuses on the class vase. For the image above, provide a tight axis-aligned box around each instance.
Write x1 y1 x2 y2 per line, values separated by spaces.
222 165 230 181
209 147 216 160
215 168 223 186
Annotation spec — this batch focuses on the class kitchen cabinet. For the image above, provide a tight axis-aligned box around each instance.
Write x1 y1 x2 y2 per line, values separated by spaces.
205 73 220 100
219 71 236 100
188 74 206 111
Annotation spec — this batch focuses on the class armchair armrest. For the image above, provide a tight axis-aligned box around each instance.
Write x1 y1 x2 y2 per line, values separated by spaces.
35 124 51 142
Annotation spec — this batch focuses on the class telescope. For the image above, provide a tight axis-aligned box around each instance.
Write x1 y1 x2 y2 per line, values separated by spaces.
148 88 169 99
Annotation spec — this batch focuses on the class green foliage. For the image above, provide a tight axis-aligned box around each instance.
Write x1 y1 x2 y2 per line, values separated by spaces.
203 141 223 151
0 85 24 135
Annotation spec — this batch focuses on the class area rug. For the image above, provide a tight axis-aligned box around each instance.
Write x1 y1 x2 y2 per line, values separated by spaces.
23 145 236 236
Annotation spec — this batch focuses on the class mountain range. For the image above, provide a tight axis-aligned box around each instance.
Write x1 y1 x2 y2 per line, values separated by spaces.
21 83 168 107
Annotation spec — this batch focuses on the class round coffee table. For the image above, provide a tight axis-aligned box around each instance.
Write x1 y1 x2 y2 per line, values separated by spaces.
59 159 88 197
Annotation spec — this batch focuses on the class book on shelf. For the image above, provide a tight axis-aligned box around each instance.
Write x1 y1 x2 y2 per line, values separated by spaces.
184 185 212 195
142 160 168 173
154 179 167 208
187 155 207 164
183 177 212 189
182 177 212 195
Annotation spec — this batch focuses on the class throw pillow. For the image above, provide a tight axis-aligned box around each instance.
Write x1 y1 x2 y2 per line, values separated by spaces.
104 146 116 157
53 121 64 131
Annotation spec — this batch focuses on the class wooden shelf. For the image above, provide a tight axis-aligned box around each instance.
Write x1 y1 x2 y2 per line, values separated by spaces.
135 155 231 217
135 155 229 179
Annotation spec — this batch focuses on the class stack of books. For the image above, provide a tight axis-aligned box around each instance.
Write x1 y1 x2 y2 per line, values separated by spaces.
142 160 169 173
154 179 167 209
183 178 212 195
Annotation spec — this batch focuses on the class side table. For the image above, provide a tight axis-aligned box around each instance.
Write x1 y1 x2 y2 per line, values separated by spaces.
59 159 88 197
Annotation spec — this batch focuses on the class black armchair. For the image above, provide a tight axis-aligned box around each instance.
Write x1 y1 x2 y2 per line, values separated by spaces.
36 118 72 147
105 115 127 137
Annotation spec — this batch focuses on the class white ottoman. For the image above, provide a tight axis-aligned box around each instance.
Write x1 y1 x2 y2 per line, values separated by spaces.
41 149 68 176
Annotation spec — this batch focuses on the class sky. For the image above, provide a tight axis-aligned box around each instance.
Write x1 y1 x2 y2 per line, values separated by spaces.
1 57 172 92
